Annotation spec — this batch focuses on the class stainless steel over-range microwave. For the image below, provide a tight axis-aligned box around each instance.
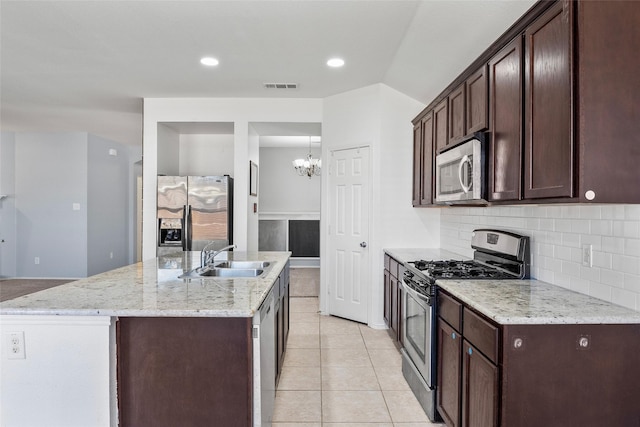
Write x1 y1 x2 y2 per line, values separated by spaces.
435 136 487 204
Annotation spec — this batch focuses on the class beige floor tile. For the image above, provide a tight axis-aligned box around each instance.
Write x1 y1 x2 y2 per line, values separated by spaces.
383 390 430 423
363 333 400 350
290 267 320 297
290 311 320 324
289 321 320 336
283 348 321 367
321 347 372 368
273 390 322 422
320 316 363 335
277 367 321 390
289 297 319 313
368 348 403 370
392 423 446 426
322 390 392 423
287 333 320 349
273 423 321 427
324 424 393 427
359 324 393 338
374 365 411 391
321 333 366 349
273 424 322 427
321 366 380 390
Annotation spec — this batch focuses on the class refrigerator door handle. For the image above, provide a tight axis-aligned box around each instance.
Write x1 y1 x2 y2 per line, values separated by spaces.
183 204 190 251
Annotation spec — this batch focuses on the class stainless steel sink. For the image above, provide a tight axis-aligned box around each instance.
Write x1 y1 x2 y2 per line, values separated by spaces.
178 260 272 279
200 268 264 277
213 261 271 269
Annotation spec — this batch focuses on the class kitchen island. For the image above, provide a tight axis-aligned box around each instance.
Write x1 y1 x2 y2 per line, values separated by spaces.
1 251 291 427
385 248 640 427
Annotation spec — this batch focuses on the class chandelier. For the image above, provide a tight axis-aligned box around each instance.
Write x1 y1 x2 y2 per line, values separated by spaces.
292 137 321 178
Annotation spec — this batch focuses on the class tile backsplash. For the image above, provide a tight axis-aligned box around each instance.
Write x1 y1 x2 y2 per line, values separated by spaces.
441 205 640 311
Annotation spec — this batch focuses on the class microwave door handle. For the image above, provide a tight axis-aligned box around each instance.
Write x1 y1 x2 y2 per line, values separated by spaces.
458 155 472 193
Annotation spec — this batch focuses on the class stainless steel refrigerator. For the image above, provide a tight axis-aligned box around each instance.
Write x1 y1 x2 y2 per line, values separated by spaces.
157 176 233 255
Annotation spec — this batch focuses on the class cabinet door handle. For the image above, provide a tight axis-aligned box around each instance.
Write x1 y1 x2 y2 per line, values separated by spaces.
468 347 473 355
451 332 456 340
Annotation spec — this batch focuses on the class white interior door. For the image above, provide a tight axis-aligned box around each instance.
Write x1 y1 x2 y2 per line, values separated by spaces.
327 146 370 323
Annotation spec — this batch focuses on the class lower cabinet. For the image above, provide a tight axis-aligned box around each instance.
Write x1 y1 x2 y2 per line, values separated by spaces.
461 340 498 427
275 261 290 385
383 253 403 346
436 289 640 426
436 319 461 427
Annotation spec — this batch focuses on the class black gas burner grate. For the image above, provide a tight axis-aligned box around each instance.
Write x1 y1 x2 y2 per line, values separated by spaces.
409 259 516 280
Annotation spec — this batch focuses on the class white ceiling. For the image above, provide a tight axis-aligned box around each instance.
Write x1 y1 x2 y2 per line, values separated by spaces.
0 0 536 147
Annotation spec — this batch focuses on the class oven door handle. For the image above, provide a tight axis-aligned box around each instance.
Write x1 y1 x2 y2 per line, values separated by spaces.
400 279 432 307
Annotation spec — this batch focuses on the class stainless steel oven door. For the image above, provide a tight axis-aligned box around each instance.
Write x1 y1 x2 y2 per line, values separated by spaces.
401 279 434 388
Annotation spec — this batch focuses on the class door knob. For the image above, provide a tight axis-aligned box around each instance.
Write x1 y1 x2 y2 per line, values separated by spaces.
360 242 367 248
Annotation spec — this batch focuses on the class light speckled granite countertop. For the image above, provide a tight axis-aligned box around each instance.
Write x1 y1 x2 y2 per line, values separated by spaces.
384 248 640 325
0 251 290 318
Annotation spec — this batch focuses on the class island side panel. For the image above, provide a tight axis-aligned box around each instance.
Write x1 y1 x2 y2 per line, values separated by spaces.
117 317 253 427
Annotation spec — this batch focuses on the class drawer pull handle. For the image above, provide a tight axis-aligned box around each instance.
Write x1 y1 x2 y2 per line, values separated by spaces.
468 347 473 355
451 332 456 340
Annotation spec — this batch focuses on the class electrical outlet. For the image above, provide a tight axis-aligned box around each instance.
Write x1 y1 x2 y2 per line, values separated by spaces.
6 332 26 359
34 257 40 265
582 244 593 267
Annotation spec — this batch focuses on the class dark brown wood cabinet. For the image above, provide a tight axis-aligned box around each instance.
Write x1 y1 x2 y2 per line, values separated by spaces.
437 319 462 427
276 264 290 384
448 84 466 146
412 0 640 206
383 253 403 346
461 340 499 427
437 290 640 427
524 1 574 199
433 98 449 153
413 112 435 207
466 65 489 134
488 37 523 202
575 0 640 203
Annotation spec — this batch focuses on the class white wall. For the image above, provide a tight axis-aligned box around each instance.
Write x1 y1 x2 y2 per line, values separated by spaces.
441 205 640 311
0 132 17 278
2 132 133 279
87 135 130 276
15 133 89 278
178 134 234 176
258 146 321 214
142 98 323 259
156 123 180 176
0 315 112 427
321 83 435 327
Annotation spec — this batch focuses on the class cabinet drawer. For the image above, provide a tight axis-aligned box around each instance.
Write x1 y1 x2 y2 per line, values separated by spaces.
389 257 400 279
463 308 499 364
438 292 462 332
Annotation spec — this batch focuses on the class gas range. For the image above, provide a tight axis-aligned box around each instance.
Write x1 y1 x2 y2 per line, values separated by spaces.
399 229 529 423
403 229 530 296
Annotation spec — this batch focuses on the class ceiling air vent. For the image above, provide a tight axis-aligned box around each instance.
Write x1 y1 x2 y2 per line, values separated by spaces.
264 83 298 89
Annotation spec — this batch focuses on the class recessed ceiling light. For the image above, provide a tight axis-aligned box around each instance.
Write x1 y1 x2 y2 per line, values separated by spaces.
327 58 345 68
200 57 219 66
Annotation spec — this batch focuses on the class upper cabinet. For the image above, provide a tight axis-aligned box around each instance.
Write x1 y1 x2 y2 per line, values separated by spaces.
465 65 489 135
523 1 574 200
413 112 435 207
412 0 640 206
434 99 449 153
488 37 523 202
